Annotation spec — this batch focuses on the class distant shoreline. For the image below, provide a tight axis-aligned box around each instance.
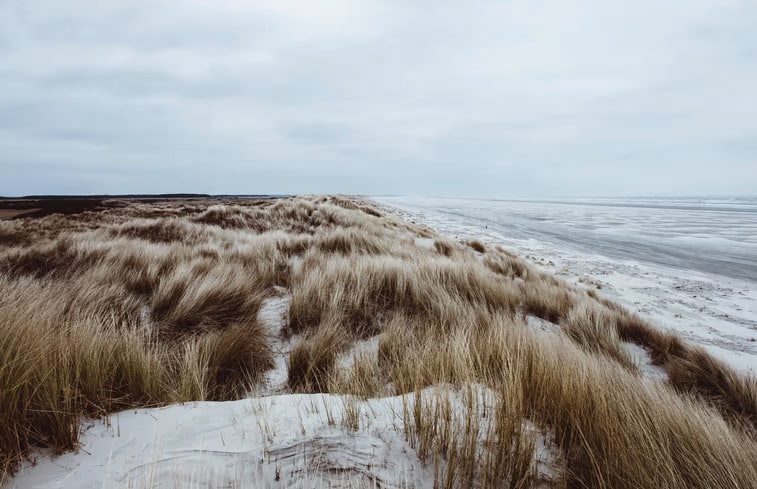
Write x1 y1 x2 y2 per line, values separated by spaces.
0 195 291 220
0 194 290 200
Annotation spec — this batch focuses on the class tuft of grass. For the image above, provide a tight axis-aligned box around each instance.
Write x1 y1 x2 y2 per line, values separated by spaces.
519 277 576 323
0 285 164 478
114 218 196 243
522 331 757 489
330 352 386 399
402 383 538 489
314 227 393 256
465 239 486 253
191 204 268 231
149 262 268 333
178 322 274 401
0 224 30 247
561 303 638 372
608 302 757 431
287 316 347 392
289 253 520 339
483 250 530 279
434 238 457 257
0 237 104 279
665 346 757 433
330 195 383 218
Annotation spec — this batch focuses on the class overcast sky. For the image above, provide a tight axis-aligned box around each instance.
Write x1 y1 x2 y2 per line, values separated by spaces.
1 1 755 197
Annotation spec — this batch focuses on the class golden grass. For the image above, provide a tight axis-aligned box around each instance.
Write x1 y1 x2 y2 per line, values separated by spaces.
1 195 756 487
287 315 347 391
402 384 538 489
465 239 487 253
561 302 638 372
522 332 757 488
365 308 757 488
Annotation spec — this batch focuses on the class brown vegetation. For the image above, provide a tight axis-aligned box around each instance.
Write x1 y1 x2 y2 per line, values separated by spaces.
1 195 756 488
0 209 41 220
465 239 487 253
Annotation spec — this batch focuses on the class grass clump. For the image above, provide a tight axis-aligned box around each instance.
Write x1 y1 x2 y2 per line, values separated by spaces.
561 303 638 372
178 322 274 401
465 239 486 253
287 316 347 392
483 250 529 279
434 238 458 257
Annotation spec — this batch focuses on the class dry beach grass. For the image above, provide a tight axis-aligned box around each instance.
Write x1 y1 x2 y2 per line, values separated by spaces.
0 195 756 488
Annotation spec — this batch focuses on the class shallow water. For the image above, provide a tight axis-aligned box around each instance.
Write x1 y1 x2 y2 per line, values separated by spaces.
378 196 757 283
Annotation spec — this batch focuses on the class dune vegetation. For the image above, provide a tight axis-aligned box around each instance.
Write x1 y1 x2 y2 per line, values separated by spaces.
0 195 755 488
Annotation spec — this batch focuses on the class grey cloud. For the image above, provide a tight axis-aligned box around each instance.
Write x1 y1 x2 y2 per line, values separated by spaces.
1 0 756 196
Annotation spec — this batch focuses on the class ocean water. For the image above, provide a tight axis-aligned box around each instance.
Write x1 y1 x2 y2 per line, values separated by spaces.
377 196 757 282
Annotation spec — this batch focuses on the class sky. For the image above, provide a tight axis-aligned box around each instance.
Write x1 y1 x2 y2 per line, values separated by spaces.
1 0 755 197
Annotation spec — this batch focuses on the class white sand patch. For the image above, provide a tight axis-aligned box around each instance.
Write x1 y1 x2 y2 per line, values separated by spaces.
7 394 431 489
525 315 561 336
5 387 561 489
288 255 304 274
257 294 294 396
337 336 380 371
413 237 436 250
139 304 151 327
530 423 563 486
621 342 667 381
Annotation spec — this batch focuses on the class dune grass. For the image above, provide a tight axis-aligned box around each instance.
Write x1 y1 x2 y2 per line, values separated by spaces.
1 196 756 487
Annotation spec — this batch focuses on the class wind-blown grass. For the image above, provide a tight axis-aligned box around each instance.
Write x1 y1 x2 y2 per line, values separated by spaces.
1 195 755 488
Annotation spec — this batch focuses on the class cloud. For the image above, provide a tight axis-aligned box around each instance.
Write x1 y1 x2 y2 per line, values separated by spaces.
1 0 755 196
